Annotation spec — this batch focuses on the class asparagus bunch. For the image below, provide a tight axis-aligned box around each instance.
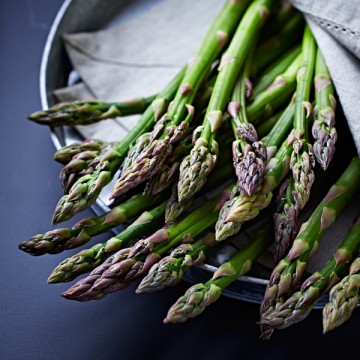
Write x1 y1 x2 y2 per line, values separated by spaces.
322 218 360 333
48 160 234 283
19 191 167 256
62 187 233 301
261 215 360 336
109 0 251 199
312 49 337 170
48 202 167 283
28 94 157 127
176 0 275 203
22 0 359 338
259 157 360 338
164 222 273 323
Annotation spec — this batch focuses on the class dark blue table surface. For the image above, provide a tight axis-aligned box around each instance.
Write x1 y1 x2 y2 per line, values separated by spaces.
0 1 358 359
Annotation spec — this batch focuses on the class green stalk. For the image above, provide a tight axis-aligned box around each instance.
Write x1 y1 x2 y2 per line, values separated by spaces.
47 201 167 283
259 157 360 332
293 27 316 133
261 99 295 148
251 12 304 76
28 94 157 127
166 0 251 127
252 45 301 97
177 0 276 203
110 0 251 199
290 25 317 215
164 222 273 323
256 110 283 139
312 49 337 170
261 215 360 337
51 68 184 224
19 191 168 256
247 53 301 122
260 1 298 40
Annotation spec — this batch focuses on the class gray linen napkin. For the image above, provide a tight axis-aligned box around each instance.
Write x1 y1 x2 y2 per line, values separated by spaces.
54 0 360 273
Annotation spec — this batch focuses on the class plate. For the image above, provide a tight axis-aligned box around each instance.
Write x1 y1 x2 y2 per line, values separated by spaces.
40 0 358 307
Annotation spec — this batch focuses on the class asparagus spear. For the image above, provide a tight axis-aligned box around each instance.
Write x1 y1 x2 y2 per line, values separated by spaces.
18 191 167 256
215 99 296 241
290 25 317 215
53 139 110 165
176 0 275 203
62 188 232 301
28 94 157 127
51 68 184 224
259 157 360 333
165 157 234 223
273 175 298 263
261 215 360 337
109 0 251 200
230 46 268 196
136 232 217 293
164 222 273 323
48 201 167 283
312 49 337 170
323 219 360 333
60 141 116 193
